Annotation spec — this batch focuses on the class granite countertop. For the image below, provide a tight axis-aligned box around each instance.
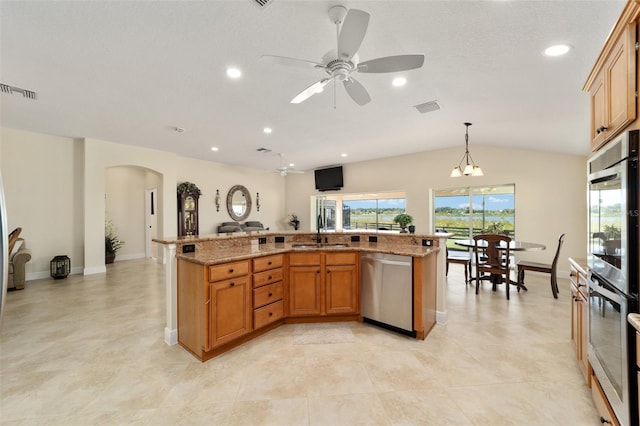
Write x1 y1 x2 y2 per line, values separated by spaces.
176 241 439 266
629 314 640 332
568 257 588 274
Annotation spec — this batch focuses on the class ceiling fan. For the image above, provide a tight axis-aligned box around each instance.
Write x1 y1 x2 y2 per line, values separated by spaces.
261 5 425 106
274 153 304 176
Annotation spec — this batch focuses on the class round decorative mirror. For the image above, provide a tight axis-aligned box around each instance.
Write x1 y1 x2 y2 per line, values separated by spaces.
226 185 252 221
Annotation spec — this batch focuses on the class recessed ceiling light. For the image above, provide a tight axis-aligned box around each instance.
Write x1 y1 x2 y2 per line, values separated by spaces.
341 153 348 158
544 44 571 57
289 163 295 167
211 146 219 151
174 127 185 133
392 77 407 87
226 67 242 78
263 127 272 134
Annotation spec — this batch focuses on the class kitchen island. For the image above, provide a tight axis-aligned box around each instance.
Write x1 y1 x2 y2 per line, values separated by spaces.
154 231 447 361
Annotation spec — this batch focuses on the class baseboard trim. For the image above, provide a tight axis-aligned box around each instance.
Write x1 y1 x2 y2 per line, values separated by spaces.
164 327 177 346
436 310 448 324
84 265 107 275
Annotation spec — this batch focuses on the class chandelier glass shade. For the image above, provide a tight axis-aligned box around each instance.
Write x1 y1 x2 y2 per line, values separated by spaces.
450 122 483 177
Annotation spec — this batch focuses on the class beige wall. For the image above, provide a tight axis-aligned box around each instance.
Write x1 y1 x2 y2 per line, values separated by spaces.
285 145 588 274
1 128 288 278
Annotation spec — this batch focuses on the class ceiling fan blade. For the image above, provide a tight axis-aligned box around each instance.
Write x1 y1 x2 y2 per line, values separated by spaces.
261 55 322 69
357 54 425 73
291 78 330 104
343 77 371 106
287 170 304 174
337 9 370 60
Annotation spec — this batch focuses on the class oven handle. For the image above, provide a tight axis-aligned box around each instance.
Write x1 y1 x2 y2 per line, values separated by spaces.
588 272 624 304
588 161 623 183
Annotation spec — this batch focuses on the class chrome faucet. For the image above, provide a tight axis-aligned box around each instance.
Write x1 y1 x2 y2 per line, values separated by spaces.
315 214 323 243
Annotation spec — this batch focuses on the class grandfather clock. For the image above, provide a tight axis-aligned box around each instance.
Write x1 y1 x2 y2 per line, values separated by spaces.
178 188 199 237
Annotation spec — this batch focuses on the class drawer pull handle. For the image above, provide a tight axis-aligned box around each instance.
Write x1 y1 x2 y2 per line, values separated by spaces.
268 276 272 280
229 268 234 273
268 261 272 265
268 292 273 297
269 312 273 316
230 282 235 287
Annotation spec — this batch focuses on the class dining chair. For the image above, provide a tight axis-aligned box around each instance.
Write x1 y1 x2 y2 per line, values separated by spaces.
473 233 513 299
446 247 472 285
516 233 565 299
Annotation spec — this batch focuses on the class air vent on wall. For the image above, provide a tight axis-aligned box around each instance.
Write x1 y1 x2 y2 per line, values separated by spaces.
252 0 273 8
256 147 272 153
1 83 37 100
414 100 440 114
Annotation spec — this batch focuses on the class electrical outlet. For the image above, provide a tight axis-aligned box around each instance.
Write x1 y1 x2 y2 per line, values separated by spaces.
275 236 285 243
368 236 378 243
422 239 433 247
258 237 267 245
182 244 195 253
350 235 360 242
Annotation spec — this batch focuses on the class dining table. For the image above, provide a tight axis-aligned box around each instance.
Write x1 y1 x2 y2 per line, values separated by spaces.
454 239 546 291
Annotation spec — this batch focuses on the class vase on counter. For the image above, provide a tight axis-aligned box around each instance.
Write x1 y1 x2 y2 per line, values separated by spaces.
291 220 299 230
408 225 416 234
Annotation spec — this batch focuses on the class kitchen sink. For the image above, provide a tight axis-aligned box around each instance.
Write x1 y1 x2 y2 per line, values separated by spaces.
291 243 349 249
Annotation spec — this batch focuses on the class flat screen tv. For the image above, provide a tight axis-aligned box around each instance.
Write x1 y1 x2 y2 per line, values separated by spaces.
314 166 343 192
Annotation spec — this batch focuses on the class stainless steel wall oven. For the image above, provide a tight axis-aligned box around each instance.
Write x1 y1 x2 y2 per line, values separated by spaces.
588 130 639 426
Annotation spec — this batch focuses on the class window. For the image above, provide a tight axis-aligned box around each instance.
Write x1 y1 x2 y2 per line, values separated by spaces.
314 192 407 232
433 184 515 250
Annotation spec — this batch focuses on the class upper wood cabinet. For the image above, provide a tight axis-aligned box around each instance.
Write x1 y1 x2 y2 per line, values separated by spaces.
584 4 639 152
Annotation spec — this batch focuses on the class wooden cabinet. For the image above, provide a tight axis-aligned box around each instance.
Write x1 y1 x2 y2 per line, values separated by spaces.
288 251 359 318
176 258 251 360
252 254 284 329
209 275 252 347
569 258 589 383
585 6 638 152
325 253 359 315
591 373 621 426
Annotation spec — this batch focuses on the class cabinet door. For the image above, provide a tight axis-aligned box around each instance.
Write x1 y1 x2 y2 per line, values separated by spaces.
590 72 607 151
606 23 636 139
325 264 358 314
209 276 252 347
289 266 321 316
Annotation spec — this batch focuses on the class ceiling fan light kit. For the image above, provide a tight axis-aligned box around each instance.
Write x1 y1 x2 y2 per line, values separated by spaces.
450 123 484 177
261 5 425 107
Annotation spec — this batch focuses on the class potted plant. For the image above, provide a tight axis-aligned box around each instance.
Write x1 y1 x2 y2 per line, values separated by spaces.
393 213 413 233
105 219 125 264
288 213 300 230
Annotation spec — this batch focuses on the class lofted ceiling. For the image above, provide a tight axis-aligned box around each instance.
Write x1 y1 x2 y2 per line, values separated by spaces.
0 0 626 172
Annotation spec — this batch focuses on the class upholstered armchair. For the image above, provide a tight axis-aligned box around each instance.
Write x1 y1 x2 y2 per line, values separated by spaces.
9 237 32 290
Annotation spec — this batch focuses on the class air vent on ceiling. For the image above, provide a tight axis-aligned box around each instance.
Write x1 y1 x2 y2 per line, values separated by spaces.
414 100 440 114
256 147 272 153
1 83 37 100
252 0 273 8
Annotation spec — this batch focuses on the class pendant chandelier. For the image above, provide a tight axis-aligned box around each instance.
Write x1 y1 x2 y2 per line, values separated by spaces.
450 122 484 177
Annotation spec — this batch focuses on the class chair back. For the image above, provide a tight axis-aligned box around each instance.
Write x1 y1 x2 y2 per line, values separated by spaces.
550 233 565 270
473 233 512 273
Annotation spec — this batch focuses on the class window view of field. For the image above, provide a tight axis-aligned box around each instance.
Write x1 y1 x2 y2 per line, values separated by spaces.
343 198 407 231
434 185 515 250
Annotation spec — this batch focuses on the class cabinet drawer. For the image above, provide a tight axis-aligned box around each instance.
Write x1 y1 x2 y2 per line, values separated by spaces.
289 252 321 266
253 254 284 273
326 251 357 265
254 282 284 308
591 374 620 426
253 268 283 288
209 260 249 282
254 300 284 329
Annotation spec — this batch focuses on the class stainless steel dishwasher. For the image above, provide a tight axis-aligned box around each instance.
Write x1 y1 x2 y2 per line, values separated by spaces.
360 252 414 336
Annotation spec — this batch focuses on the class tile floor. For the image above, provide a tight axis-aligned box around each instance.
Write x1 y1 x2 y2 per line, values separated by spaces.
0 259 600 425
